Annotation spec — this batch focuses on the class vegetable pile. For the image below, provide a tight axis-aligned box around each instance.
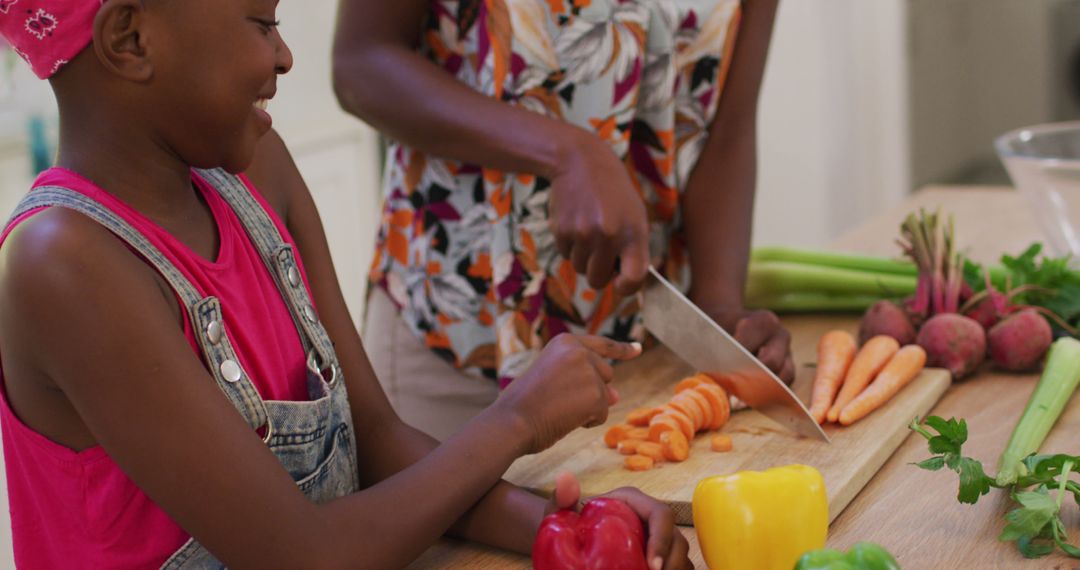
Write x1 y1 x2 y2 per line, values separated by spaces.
910 337 1080 559
795 543 901 570
809 330 927 426
603 374 733 471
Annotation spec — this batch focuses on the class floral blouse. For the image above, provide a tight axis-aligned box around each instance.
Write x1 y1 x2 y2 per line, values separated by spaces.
370 0 742 386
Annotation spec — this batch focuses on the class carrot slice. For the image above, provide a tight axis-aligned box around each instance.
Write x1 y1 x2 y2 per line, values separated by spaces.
647 416 679 442
603 424 633 448
660 429 690 462
827 335 900 423
626 407 661 427
617 439 643 455
625 454 654 471
695 384 731 430
682 389 714 430
674 376 707 393
636 441 666 462
808 330 857 424
839 345 927 426
664 410 695 441
668 396 703 432
711 434 733 452
625 427 649 441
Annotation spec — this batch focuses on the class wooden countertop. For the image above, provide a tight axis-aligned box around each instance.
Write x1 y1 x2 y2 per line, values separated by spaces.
409 186 1080 568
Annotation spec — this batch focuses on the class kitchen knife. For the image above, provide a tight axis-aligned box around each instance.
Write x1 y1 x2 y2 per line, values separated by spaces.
640 267 829 442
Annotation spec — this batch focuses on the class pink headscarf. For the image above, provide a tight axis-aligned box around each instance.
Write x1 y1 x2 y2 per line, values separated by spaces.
0 1 103 79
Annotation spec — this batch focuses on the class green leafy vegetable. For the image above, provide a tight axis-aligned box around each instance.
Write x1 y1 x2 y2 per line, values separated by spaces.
910 417 1080 559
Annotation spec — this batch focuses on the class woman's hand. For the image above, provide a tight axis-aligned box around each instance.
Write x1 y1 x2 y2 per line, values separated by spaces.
544 472 693 570
706 307 795 385
548 130 650 296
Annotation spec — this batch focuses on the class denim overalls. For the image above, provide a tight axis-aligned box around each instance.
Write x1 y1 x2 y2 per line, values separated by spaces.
9 169 360 569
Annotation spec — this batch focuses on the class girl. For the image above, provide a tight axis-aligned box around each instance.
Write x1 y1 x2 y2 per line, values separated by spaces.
0 1 690 568
333 0 793 441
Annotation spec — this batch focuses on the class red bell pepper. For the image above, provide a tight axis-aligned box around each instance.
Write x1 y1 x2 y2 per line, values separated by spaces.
532 497 648 570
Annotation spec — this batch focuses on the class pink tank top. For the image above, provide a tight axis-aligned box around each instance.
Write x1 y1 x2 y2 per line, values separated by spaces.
0 168 312 568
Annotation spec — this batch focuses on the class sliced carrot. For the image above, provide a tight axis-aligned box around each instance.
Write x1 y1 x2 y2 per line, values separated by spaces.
603 424 633 448
617 439 643 455
660 429 690 462
674 375 707 393
648 415 680 442
839 345 927 426
681 389 714 430
809 330 858 424
625 427 649 440
695 384 731 430
711 434 733 452
636 441 666 462
669 395 704 432
827 335 900 423
625 454 654 471
662 410 695 441
626 407 661 427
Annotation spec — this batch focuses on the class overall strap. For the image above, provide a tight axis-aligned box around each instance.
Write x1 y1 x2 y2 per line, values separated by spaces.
194 169 339 380
6 187 272 433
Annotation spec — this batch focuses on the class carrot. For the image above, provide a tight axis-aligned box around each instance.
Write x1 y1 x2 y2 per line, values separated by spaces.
682 389 714 430
827 335 900 423
659 430 690 462
617 439 643 455
695 384 730 430
647 416 679 442
675 375 708 393
662 410 695 441
635 441 666 462
838 345 927 425
711 434 733 452
626 407 661 426
625 454 654 471
670 394 704 432
625 427 649 440
808 330 858 424
603 424 633 448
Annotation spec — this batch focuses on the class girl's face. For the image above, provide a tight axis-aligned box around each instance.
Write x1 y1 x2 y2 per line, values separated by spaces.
145 0 292 173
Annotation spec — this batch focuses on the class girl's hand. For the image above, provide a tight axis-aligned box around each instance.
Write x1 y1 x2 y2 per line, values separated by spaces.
545 472 693 570
707 307 795 385
548 130 650 296
495 334 641 454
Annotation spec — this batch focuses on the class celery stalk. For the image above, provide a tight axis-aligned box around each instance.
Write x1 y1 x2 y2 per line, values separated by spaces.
745 293 882 313
995 337 1080 485
751 246 917 276
745 261 918 298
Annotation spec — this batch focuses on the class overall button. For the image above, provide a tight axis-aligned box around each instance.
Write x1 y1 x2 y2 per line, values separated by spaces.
206 320 223 345
288 266 301 288
220 360 242 383
303 304 317 323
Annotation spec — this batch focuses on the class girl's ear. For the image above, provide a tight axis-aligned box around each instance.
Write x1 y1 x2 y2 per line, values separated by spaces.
92 0 153 82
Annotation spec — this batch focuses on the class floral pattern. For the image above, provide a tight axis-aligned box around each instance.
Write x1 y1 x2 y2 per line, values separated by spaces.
370 0 742 386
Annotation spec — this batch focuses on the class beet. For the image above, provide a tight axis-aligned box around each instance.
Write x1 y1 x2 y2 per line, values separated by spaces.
963 289 1008 329
916 314 987 380
987 309 1053 372
859 300 917 345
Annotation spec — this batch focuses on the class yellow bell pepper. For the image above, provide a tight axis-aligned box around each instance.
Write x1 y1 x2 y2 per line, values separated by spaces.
692 464 828 570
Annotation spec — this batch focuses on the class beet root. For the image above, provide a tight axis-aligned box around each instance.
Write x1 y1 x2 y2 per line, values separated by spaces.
963 290 1008 329
916 313 987 380
859 300 917 345
987 309 1053 372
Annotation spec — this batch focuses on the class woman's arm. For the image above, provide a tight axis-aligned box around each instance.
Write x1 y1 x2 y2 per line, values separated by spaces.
332 0 649 293
682 0 794 381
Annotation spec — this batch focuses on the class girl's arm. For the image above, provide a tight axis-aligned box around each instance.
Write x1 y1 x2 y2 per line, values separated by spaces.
331 0 649 294
0 177 631 569
246 130 688 567
682 0 794 382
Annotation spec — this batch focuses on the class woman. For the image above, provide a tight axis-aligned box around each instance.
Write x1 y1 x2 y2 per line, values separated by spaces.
333 0 792 440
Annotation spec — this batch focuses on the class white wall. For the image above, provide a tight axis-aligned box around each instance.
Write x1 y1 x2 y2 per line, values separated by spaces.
753 0 910 248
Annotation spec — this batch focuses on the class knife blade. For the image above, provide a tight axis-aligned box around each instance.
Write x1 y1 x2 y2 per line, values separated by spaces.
640 267 829 442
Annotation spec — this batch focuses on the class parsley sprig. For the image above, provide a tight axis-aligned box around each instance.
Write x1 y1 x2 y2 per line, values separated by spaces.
910 416 1080 559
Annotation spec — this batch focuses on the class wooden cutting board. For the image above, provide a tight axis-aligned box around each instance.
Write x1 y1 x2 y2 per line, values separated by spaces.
504 344 951 526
